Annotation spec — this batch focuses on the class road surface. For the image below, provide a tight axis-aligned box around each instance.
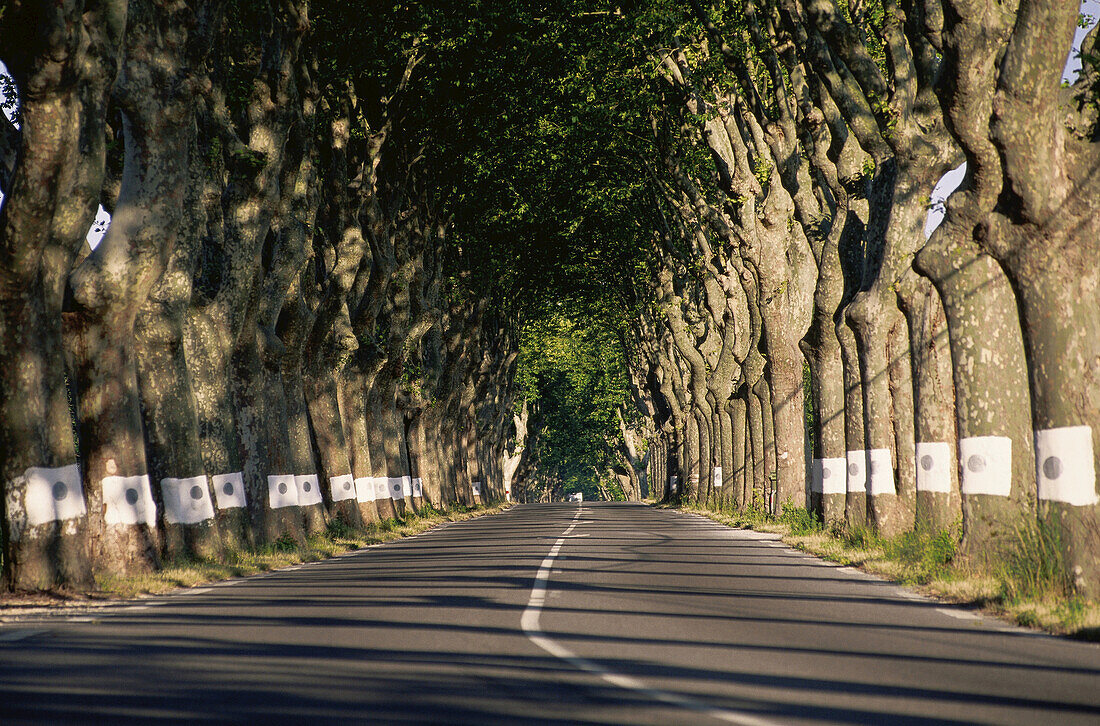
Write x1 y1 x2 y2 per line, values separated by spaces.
1 502 1098 724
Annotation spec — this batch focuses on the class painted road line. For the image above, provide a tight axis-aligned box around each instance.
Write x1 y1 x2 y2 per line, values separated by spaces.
895 591 928 601
521 505 783 726
936 607 982 621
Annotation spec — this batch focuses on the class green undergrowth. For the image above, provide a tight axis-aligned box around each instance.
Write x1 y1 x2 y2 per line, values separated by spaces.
94 502 511 599
664 501 1100 641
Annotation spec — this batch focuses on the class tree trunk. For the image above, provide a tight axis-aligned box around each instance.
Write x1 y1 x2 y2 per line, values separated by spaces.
915 226 1035 558
365 385 398 520
765 340 809 512
338 363 382 524
406 411 434 507
232 312 305 545
977 1 1100 595
307 373 361 528
135 202 224 561
837 323 867 527
1003 250 1100 594
728 397 748 511
801 239 848 522
0 0 124 589
844 158 915 537
133 8 226 561
714 407 733 510
915 0 1038 562
384 386 412 516
887 317 917 533
64 0 211 573
847 296 910 535
898 272 961 533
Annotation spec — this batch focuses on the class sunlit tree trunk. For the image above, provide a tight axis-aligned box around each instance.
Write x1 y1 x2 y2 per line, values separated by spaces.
915 0 1036 561
967 1 1100 593
837 323 867 527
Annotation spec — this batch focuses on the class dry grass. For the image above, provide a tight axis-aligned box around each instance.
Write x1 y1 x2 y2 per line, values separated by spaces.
783 531 884 568
673 503 1100 641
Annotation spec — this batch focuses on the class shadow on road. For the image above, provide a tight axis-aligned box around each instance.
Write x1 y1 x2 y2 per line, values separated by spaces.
1 503 1098 724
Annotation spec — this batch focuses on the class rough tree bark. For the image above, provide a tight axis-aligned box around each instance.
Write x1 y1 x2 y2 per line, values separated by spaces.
133 0 226 563
0 0 126 589
185 0 311 546
975 2 1100 593
65 0 211 574
914 0 1036 559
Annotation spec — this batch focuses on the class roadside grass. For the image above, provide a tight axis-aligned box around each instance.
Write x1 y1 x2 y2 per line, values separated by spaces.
92 502 511 599
661 500 1100 640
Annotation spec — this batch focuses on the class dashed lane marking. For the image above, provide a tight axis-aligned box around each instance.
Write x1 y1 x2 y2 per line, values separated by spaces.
521 505 783 726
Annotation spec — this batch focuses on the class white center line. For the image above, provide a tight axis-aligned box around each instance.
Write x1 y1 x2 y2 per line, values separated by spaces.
520 505 782 726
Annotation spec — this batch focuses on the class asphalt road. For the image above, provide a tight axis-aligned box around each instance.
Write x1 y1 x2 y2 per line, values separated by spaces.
1 502 1098 725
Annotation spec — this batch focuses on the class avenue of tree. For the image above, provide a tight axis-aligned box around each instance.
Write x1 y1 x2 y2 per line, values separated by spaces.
0 0 1098 598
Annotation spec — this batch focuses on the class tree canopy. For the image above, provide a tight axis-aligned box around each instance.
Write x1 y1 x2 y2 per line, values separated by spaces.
1 0 1099 596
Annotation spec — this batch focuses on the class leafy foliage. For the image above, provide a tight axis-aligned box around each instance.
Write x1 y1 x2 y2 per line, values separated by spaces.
316 2 674 495
517 312 631 499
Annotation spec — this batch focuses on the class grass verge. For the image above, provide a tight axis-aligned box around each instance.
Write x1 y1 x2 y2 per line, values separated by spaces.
660 501 1100 641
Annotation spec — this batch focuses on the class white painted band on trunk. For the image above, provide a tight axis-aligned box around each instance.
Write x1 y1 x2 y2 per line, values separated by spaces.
846 451 867 493
212 472 247 509
472 481 482 496
23 464 86 526
372 477 390 500
867 448 895 496
959 436 1012 497
412 477 423 497
267 475 299 509
401 475 413 497
812 458 847 495
669 476 678 492
354 477 375 503
387 477 404 499
160 476 215 525
915 442 953 493
102 474 157 526
1035 425 1098 506
295 475 322 506
329 474 356 502
713 466 723 488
